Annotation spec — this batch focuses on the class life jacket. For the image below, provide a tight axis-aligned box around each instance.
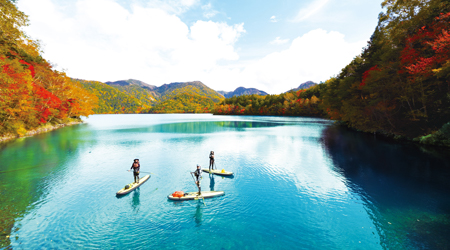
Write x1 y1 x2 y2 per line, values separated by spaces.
194 169 201 177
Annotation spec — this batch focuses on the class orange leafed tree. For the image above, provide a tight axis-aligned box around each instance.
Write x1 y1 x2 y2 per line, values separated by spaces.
0 0 97 136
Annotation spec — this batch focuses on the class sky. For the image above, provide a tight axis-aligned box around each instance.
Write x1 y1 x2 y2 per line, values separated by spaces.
17 0 383 94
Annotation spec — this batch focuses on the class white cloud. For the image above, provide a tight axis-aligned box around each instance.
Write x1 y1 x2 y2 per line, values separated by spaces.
18 0 245 85
270 15 277 22
211 29 366 94
17 0 365 95
270 37 289 45
144 0 199 15
201 3 219 19
293 0 330 22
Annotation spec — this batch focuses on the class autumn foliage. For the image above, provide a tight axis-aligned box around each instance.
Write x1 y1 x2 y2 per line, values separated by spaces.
212 87 323 117
0 0 97 136
320 0 450 138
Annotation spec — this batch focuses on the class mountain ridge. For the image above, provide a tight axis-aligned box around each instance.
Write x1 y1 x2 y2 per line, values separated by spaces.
286 81 318 92
218 87 268 98
80 79 224 114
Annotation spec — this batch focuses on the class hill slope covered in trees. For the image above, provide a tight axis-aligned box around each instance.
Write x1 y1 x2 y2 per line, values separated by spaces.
144 81 224 113
76 79 147 114
105 79 156 107
0 0 97 138
320 0 450 142
213 84 323 117
80 79 224 114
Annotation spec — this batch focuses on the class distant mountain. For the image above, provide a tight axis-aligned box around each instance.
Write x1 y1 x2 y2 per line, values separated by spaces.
218 87 268 98
155 81 223 102
287 81 318 92
105 79 156 90
145 81 224 113
75 79 146 114
78 79 224 114
105 79 156 106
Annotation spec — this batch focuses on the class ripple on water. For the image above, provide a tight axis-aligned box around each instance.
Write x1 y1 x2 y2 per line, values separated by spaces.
4 114 450 250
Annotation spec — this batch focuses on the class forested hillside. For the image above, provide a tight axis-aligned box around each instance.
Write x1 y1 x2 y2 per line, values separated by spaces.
321 0 450 142
0 0 97 137
105 79 156 107
79 79 224 114
213 85 324 117
144 82 224 113
148 86 215 113
76 79 147 114
156 81 223 102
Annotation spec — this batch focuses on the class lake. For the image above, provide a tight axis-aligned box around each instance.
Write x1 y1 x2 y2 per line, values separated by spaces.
1 114 449 249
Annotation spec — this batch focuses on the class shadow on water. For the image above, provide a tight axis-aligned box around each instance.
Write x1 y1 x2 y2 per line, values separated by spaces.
322 125 450 249
114 121 286 134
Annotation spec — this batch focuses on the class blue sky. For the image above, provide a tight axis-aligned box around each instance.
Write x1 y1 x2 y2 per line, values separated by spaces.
18 0 382 94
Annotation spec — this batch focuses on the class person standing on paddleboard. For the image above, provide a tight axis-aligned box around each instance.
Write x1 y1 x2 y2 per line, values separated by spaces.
209 151 215 171
130 159 140 183
193 164 202 195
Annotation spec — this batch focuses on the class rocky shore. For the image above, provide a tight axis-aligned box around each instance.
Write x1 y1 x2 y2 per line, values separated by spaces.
0 120 83 143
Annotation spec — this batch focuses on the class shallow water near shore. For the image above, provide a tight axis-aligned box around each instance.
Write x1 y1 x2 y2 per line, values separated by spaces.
1 114 450 249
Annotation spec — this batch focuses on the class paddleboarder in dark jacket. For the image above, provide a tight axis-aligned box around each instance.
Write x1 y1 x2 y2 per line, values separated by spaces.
131 159 140 169
193 165 202 195
209 151 215 171
130 161 140 183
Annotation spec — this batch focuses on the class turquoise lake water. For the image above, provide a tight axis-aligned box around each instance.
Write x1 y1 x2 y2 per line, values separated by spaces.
1 114 449 249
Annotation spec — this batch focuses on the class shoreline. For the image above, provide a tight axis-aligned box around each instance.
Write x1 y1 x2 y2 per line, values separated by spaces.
0 120 83 143
213 113 450 148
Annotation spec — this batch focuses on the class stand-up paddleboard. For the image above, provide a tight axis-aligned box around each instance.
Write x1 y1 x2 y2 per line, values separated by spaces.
116 175 150 196
168 191 225 200
202 168 233 176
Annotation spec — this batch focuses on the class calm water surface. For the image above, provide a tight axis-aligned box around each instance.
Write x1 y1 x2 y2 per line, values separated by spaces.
1 114 449 249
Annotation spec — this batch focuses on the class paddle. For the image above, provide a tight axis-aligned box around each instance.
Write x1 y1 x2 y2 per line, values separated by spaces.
190 171 206 206
139 171 155 174
127 170 155 174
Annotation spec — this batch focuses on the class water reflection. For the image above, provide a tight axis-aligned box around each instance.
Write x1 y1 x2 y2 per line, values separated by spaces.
0 125 87 248
193 204 203 227
132 189 140 213
115 121 285 134
209 174 215 191
322 125 450 249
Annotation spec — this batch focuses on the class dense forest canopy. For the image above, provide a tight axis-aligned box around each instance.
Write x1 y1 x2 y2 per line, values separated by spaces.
321 0 450 138
76 79 147 114
212 87 323 117
78 79 224 114
0 0 97 136
143 82 224 113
